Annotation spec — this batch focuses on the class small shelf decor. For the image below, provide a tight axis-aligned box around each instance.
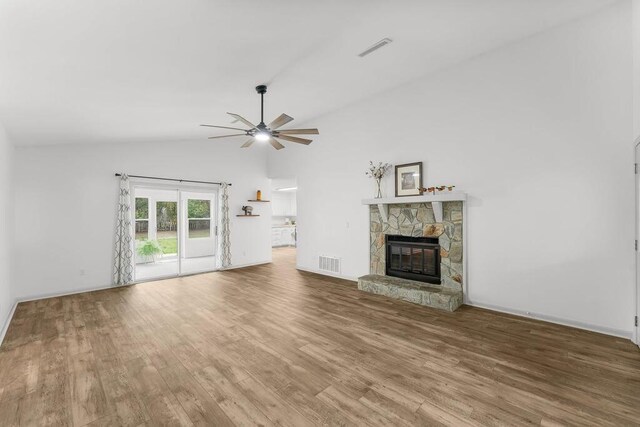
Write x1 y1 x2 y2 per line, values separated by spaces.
395 162 423 197
249 189 270 202
238 205 259 216
365 161 392 199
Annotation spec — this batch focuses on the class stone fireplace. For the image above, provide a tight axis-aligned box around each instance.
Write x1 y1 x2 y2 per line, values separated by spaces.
358 199 465 312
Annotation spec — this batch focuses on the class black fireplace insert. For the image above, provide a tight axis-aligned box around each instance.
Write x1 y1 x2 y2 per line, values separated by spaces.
385 235 441 284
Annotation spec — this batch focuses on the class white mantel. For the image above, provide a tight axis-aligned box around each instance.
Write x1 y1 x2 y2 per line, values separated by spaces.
362 192 467 223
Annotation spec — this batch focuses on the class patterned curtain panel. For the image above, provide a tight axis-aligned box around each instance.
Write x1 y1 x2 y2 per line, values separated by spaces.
113 174 133 285
220 182 232 268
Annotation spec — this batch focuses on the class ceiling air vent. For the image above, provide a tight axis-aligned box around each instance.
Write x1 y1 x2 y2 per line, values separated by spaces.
358 38 393 58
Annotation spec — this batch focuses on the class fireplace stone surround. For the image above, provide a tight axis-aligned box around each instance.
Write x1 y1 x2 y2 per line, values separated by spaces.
358 199 465 312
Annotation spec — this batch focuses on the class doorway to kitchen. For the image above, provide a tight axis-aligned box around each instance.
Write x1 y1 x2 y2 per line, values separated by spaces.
270 178 297 264
133 184 217 282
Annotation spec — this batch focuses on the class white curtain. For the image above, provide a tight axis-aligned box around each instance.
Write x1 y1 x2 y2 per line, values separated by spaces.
113 174 133 285
220 182 232 268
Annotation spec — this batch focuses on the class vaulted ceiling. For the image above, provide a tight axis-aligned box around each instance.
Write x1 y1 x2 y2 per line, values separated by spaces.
0 0 616 146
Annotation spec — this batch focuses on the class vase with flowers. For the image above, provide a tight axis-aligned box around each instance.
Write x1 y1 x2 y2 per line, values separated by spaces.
365 161 392 199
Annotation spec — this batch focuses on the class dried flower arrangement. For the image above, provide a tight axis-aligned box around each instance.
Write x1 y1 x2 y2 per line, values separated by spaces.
365 161 392 198
419 185 456 195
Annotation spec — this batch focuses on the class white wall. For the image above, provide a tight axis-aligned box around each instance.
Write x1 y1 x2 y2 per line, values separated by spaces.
269 2 634 336
0 121 14 337
634 0 640 140
13 140 271 300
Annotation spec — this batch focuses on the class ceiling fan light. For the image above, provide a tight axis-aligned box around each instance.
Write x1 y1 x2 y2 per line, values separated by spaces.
255 132 269 142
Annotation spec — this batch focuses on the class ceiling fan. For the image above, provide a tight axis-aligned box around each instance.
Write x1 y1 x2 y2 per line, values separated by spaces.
200 85 319 150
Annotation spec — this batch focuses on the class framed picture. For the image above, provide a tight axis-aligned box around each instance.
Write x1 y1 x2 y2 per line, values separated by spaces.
395 162 423 197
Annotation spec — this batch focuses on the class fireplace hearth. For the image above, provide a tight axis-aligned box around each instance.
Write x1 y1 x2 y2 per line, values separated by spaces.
386 235 440 284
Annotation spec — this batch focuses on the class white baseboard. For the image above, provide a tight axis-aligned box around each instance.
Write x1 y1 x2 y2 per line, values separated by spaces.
296 266 358 282
0 299 18 346
466 300 632 340
17 284 117 304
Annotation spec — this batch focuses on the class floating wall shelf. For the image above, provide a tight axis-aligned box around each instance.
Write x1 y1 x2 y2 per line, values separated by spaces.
236 214 260 217
361 193 467 223
247 200 270 202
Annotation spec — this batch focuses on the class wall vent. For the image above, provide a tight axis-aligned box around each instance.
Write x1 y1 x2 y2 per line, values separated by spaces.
319 255 341 274
358 38 393 57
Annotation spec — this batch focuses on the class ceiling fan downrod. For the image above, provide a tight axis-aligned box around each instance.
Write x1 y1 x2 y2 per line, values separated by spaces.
256 85 267 127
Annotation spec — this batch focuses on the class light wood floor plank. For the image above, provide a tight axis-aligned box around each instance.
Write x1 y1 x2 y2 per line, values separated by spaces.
0 247 639 426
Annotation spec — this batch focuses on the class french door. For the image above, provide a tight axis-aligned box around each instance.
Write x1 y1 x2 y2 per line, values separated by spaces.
132 185 217 282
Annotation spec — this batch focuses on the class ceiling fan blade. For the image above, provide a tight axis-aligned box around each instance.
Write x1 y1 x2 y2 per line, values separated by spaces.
268 113 294 130
240 139 254 148
200 124 248 132
277 134 312 145
226 113 256 129
207 134 247 139
277 128 319 135
269 138 285 150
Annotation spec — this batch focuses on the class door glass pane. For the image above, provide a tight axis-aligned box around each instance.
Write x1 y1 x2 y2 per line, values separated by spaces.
157 201 178 256
135 198 149 241
135 220 149 241
135 198 149 219
189 219 211 238
187 199 211 239
188 199 210 219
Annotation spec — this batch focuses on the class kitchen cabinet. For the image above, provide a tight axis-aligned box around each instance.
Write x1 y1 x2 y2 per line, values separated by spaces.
272 226 296 247
272 192 296 217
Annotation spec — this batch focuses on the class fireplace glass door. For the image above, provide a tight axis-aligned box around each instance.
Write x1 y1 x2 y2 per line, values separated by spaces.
386 235 440 284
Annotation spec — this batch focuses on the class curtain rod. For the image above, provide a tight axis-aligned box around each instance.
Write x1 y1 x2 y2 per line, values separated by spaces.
114 173 231 186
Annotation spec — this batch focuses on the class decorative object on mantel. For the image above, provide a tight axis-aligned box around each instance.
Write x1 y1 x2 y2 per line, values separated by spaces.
200 85 320 150
241 205 253 216
395 162 423 197
419 185 456 195
365 161 392 199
